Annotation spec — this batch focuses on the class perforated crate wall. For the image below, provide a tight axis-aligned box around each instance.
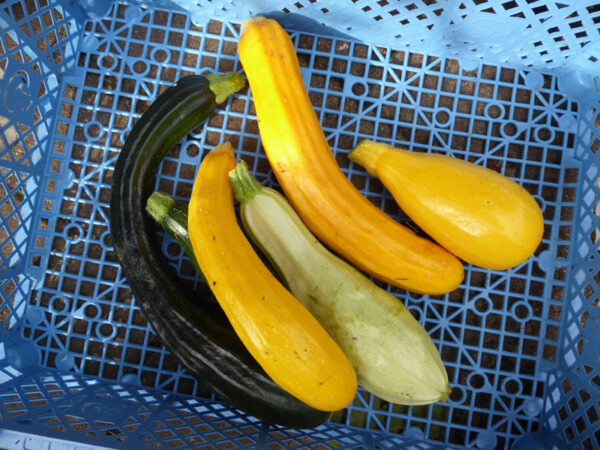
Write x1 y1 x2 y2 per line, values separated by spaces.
1 0 599 449
0 0 82 340
150 0 600 76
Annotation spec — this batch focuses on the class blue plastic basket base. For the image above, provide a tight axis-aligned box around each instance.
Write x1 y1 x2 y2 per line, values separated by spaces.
0 1 599 449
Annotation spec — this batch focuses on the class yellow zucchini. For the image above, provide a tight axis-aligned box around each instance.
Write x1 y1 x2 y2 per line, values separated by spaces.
238 17 464 295
349 140 544 270
188 142 357 412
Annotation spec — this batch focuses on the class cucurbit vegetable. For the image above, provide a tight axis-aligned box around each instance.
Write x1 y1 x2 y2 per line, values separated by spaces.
349 139 544 270
188 142 357 412
237 17 464 295
229 160 451 405
110 73 330 427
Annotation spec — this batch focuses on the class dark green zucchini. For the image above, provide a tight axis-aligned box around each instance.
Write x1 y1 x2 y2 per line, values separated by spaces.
110 73 329 427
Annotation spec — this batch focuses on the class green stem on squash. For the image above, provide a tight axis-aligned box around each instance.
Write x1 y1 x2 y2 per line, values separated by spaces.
146 191 206 282
206 72 245 104
228 160 264 203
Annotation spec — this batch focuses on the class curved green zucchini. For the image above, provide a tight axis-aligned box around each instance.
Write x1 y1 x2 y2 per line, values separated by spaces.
110 74 329 427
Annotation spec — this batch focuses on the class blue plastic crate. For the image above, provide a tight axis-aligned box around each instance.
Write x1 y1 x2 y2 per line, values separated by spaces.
0 0 599 448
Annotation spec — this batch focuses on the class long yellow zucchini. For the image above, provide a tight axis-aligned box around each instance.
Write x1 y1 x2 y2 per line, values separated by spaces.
238 17 464 295
187 142 357 412
349 140 544 270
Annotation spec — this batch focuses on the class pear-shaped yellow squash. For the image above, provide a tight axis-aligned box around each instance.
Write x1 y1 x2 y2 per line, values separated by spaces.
349 140 544 270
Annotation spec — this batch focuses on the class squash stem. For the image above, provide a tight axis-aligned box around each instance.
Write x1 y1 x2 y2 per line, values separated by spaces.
146 191 206 282
347 139 387 176
146 190 173 223
205 72 245 104
229 160 263 204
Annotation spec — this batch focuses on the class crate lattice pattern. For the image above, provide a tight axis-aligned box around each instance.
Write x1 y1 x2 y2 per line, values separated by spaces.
0 0 598 449
0 370 437 449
